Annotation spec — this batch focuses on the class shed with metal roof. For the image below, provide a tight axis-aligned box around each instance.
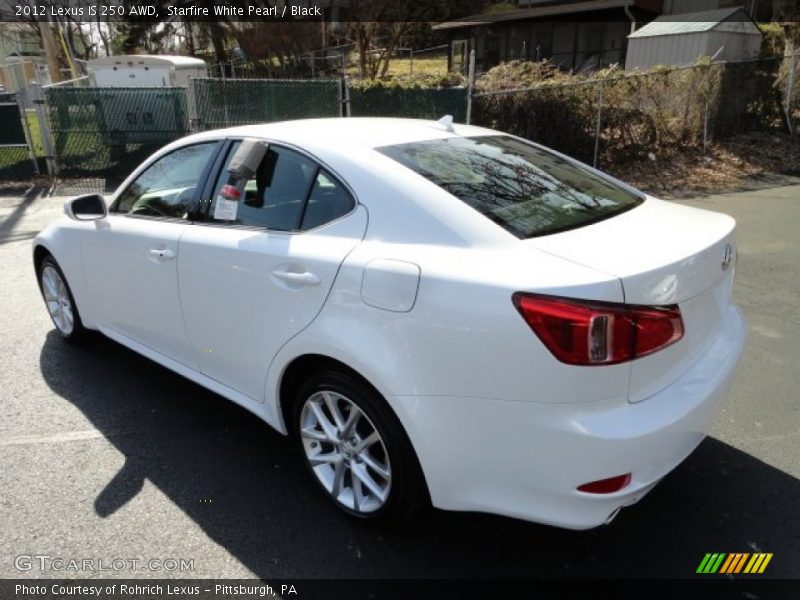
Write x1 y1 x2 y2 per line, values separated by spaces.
624 7 762 70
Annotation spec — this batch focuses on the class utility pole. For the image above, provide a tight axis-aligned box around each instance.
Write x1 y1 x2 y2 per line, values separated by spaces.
37 21 62 84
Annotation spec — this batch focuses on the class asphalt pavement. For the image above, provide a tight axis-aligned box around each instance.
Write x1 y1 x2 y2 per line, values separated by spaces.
0 181 798 579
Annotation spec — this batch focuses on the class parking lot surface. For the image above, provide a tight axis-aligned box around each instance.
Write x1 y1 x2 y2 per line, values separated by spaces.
0 182 798 578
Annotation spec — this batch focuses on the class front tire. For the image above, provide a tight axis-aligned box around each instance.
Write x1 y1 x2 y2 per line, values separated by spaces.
293 369 425 523
37 256 88 343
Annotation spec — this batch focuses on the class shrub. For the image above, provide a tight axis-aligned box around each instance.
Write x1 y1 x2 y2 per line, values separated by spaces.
475 59 567 92
473 59 732 164
758 22 786 57
348 71 465 91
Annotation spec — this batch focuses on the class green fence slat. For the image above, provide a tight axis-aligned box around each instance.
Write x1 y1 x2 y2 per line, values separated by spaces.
349 87 468 122
191 78 341 130
0 93 35 180
46 86 189 180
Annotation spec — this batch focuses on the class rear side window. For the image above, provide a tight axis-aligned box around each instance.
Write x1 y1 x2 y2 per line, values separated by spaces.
210 143 317 231
301 171 355 230
209 142 354 231
377 135 643 238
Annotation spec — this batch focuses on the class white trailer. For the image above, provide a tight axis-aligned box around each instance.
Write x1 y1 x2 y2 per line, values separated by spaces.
87 55 207 87
86 56 207 149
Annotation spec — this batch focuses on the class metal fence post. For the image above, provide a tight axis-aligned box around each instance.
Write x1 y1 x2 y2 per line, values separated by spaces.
785 50 798 136
16 91 40 175
466 49 475 125
409 48 414 75
31 83 56 178
593 79 605 168
338 74 343 117
342 74 351 117
222 80 230 127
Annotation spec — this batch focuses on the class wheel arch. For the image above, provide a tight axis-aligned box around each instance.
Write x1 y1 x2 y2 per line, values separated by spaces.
276 352 431 503
33 243 52 275
278 353 385 437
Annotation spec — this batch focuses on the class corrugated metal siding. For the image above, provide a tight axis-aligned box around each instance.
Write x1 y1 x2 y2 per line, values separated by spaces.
626 28 762 70
625 32 709 69
706 31 762 62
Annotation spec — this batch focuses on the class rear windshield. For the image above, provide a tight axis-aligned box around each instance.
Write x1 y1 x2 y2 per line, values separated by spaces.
377 135 643 238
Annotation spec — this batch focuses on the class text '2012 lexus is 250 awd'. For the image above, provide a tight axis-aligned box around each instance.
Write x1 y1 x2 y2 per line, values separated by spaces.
34 117 746 529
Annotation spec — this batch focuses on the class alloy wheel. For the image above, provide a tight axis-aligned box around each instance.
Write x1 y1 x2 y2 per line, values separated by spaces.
41 265 75 336
299 390 392 514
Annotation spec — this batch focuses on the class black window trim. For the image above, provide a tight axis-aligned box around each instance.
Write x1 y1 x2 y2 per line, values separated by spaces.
109 140 225 223
195 137 359 235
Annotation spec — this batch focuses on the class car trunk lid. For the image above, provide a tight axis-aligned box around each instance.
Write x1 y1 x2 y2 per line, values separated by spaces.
525 197 737 402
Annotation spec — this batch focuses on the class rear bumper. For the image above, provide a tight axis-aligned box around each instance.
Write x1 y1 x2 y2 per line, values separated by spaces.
393 304 747 529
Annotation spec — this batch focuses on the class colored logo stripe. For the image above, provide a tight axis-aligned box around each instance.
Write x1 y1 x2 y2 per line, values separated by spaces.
697 553 726 573
744 553 773 574
720 553 749 574
697 553 773 574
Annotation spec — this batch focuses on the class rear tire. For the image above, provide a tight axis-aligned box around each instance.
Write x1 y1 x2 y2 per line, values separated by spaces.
292 369 426 523
37 256 89 343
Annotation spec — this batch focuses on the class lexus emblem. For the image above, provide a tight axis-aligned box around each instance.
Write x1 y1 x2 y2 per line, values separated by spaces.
721 244 733 271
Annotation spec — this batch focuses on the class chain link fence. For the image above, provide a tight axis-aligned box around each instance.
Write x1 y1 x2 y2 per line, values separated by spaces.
25 52 799 183
711 56 787 136
0 91 37 179
349 86 468 121
191 78 342 130
473 54 798 168
781 51 800 135
45 87 189 178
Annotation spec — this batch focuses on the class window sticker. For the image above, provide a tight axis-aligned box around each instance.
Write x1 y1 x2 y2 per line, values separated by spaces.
213 195 239 221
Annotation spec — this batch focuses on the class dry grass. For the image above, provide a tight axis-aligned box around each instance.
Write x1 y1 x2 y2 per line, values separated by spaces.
346 52 448 79
607 132 800 197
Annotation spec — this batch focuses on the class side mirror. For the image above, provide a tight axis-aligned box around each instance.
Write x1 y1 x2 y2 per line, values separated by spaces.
64 194 107 221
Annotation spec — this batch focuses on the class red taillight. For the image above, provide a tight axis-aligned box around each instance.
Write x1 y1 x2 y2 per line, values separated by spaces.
577 473 632 494
512 293 684 366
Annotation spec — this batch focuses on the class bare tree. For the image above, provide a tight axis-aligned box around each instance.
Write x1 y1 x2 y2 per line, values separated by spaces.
773 0 800 56
345 1 434 79
228 21 323 76
344 0 478 79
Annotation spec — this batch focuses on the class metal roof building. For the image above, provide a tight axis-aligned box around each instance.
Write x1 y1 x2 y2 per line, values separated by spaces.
624 7 763 70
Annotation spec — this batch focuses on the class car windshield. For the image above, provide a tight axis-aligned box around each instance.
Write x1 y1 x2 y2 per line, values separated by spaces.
377 135 644 238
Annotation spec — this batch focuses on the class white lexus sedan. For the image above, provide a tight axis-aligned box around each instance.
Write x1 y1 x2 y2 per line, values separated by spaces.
33 118 746 529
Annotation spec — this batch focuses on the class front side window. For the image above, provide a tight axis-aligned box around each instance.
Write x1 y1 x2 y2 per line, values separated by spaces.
209 142 354 231
377 135 643 239
114 142 217 218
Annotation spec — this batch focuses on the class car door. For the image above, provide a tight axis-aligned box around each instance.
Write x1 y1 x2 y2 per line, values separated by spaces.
82 141 221 369
177 140 368 402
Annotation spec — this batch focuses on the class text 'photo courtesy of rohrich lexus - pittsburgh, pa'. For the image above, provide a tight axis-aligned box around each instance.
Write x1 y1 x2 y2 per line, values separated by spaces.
33 117 746 529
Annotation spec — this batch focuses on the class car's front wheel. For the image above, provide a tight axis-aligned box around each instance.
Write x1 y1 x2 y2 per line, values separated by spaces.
37 256 88 342
293 369 425 522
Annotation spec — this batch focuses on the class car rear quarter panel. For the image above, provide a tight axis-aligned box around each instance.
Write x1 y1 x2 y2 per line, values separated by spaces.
267 239 633 434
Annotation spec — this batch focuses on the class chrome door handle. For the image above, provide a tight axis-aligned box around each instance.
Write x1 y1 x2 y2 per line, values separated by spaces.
271 269 321 286
149 248 175 260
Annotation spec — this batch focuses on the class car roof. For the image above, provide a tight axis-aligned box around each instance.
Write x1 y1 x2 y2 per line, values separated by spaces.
182 117 497 150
